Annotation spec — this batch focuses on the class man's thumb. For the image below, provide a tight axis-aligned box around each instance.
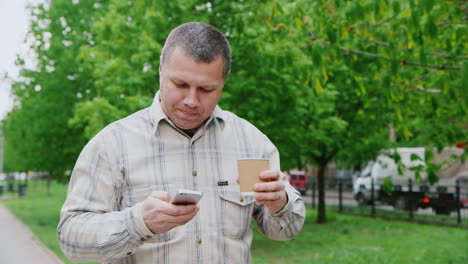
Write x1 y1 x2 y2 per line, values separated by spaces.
149 191 170 202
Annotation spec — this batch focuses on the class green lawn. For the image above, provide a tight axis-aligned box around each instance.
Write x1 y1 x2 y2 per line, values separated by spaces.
2 179 468 264
252 211 468 264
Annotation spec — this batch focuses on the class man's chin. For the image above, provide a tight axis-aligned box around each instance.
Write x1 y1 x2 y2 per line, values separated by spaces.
174 121 200 133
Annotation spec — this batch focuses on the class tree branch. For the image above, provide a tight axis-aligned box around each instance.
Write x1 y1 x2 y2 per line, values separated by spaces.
351 12 400 29
399 60 461 70
411 69 438 82
309 34 462 70
412 85 441 94
440 21 468 25
364 37 468 60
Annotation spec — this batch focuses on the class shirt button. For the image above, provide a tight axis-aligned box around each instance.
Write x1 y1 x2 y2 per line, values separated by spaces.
126 252 132 256
140 238 145 241
240 197 244 203
192 171 197 176
145 235 152 239
196 239 202 244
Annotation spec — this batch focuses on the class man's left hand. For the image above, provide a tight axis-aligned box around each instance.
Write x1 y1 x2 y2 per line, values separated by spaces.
253 170 288 213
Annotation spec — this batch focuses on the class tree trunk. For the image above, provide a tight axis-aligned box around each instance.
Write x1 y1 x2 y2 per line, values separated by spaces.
46 173 51 196
316 163 327 223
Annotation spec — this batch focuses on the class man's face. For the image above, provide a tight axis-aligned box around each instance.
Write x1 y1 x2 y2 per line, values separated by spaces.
159 47 225 134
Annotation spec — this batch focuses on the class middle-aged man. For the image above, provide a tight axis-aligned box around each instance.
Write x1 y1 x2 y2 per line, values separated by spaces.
58 22 305 264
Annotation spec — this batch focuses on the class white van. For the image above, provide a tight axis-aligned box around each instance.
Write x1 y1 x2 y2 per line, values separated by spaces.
353 147 467 214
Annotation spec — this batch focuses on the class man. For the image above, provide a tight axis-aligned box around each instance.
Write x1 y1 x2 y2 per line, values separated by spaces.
58 22 305 264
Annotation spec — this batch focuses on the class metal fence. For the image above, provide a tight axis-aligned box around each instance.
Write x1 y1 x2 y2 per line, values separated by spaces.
306 180 468 227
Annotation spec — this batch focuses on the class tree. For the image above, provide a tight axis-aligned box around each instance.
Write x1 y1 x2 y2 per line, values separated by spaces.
2 0 107 193
259 0 467 223
3 0 466 220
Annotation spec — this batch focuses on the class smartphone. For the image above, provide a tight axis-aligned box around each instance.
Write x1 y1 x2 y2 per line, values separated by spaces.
170 189 203 205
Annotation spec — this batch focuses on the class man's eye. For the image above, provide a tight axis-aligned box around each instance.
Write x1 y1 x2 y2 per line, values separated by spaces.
174 82 187 88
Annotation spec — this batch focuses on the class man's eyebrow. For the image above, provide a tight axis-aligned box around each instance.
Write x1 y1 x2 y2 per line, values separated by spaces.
170 76 220 89
170 77 185 83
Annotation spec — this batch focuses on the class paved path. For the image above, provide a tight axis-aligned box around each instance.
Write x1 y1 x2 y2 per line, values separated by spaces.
0 203 64 264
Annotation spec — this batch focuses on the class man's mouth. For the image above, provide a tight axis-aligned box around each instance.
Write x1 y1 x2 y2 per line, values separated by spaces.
179 109 198 118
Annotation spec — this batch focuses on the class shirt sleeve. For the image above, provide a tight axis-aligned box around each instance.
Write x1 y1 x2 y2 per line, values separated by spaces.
252 174 306 240
252 137 306 241
57 130 154 263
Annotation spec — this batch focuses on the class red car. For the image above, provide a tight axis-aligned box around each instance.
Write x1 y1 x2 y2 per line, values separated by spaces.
286 170 308 195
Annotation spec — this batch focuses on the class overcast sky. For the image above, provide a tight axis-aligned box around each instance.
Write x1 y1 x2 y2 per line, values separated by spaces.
0 0 32 120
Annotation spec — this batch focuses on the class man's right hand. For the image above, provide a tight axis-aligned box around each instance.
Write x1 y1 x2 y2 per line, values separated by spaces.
142 191 199 234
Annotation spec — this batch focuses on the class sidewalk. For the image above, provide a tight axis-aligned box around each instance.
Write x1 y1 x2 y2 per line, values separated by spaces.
0 203 64 264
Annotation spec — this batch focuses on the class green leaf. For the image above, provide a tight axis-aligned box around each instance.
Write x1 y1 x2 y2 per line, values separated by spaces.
391 59 399 74
419 47 427 65
327 28 337 44
410 153 422 161
312 43 322 66
403 126 413 140
423 0 434 13
381 75 390 88
383 177 394 195
396 108 403 122
295 17 303 28
427 163 440 184
425 16 438 39
415 170 421 181
321 66 328 82
462 62 468 90
392 1 400 14
314 77 324 94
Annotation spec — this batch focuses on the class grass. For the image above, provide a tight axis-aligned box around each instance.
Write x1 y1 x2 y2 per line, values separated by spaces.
333 205 467 226
1 179 468 264
251 210 468 264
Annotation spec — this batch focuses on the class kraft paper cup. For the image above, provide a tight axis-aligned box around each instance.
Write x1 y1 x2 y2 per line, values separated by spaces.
238 159 269 194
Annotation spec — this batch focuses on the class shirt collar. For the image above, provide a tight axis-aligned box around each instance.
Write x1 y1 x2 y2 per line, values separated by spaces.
149 90 226 134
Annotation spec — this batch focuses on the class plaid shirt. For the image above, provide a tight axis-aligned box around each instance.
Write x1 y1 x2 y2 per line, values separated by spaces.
58 92 306 264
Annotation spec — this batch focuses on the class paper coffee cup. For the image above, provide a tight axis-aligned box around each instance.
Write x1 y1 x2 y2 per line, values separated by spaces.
238 159 269 193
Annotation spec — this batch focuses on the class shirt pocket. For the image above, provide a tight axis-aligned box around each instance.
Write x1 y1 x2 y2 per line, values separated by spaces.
216 185 256 239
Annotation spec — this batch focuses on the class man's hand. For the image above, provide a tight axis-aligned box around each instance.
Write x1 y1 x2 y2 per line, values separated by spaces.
253 170 288 213
142 191 199 234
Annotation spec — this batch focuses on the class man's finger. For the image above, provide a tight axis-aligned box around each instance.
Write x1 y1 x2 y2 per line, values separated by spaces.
149 191 171 202
165 208 199 224
254 191 283 202
254 181 284 192
165 204 199 217
259 170 280 181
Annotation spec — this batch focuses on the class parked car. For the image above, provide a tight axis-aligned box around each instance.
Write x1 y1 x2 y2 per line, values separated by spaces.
286 170 308 195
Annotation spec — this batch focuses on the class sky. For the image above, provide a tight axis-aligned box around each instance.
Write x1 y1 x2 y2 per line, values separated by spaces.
0 0 32 120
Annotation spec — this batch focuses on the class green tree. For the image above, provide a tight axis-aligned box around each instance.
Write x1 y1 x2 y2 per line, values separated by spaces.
68 0 197 138
2 0 107 193
3 0 466 223
262 0 467 223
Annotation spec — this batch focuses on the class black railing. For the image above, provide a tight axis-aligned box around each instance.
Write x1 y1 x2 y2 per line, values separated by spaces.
307 179 467 227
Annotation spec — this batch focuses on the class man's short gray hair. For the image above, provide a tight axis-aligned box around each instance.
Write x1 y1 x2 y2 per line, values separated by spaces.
161 22 231 79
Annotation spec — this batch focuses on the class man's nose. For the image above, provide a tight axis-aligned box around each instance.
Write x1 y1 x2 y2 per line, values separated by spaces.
184 89 199 108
